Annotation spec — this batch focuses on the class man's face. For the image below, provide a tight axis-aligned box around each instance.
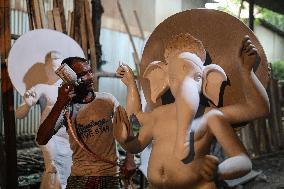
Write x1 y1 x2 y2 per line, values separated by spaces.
71 61 94 93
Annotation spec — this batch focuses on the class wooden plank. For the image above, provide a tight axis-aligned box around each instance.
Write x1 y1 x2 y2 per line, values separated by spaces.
33 0 42 28
38 0 46 28
53 8 63 32
277 83 284 144
271 79 284 148
80 3 87 58
0 0 18 188
258 118 271 153
266 116 276 151
247 122 259 156
73 0 83 46
69 11 74 38
268 79 282 149
67 10 72 36
47 10 54 29
84 0 97 91
56 0 66 33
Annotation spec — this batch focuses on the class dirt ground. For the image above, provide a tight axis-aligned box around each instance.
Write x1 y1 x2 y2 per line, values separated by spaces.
241 150 284 189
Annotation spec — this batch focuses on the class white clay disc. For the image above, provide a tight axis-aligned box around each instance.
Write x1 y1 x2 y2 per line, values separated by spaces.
8 29 85 95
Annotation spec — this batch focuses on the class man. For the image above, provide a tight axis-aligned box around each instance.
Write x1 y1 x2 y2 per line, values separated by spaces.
36 57 133 188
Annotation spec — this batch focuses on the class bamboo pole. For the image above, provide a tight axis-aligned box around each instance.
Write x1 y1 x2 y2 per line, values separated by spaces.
133 10 145 40
117 0 140 76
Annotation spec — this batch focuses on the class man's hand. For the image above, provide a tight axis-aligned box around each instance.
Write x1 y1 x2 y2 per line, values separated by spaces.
199 155 219 181
57 84 75 106
241 35 261 72
113 106 130 143
116 64 136 87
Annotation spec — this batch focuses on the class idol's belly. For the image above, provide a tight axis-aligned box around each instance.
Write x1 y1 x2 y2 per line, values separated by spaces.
147 143 216 189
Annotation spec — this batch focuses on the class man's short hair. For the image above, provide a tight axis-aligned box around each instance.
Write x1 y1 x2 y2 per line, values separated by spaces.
61 57 88 67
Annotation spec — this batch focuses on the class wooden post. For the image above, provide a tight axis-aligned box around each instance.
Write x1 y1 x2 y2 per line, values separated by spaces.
53 0 66 33
0 0 18 188
53 8 63 32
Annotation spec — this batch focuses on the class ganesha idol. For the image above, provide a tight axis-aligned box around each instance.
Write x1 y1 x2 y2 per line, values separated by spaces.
114 9 269 189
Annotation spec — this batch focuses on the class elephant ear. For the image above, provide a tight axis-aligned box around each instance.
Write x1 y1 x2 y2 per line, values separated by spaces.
202 64 227 106
143 61 169 103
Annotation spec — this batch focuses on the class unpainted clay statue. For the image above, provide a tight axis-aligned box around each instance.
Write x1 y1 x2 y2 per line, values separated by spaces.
16 51 72 189
114 33 269 189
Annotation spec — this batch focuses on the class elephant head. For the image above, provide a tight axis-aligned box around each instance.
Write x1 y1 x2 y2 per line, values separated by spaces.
143 33 227 161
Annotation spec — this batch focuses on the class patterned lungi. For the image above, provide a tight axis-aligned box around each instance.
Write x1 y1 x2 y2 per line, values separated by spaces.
66 176 120 189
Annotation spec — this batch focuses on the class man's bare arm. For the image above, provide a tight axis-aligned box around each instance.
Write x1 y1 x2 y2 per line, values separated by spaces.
36 100 66 145
36 84 74 145
113 106 153 154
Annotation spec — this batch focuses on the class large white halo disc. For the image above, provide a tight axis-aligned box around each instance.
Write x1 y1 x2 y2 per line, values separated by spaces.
8 29 85 95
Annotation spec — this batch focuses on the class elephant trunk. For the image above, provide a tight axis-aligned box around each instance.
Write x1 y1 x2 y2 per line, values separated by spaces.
174 77 200 162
